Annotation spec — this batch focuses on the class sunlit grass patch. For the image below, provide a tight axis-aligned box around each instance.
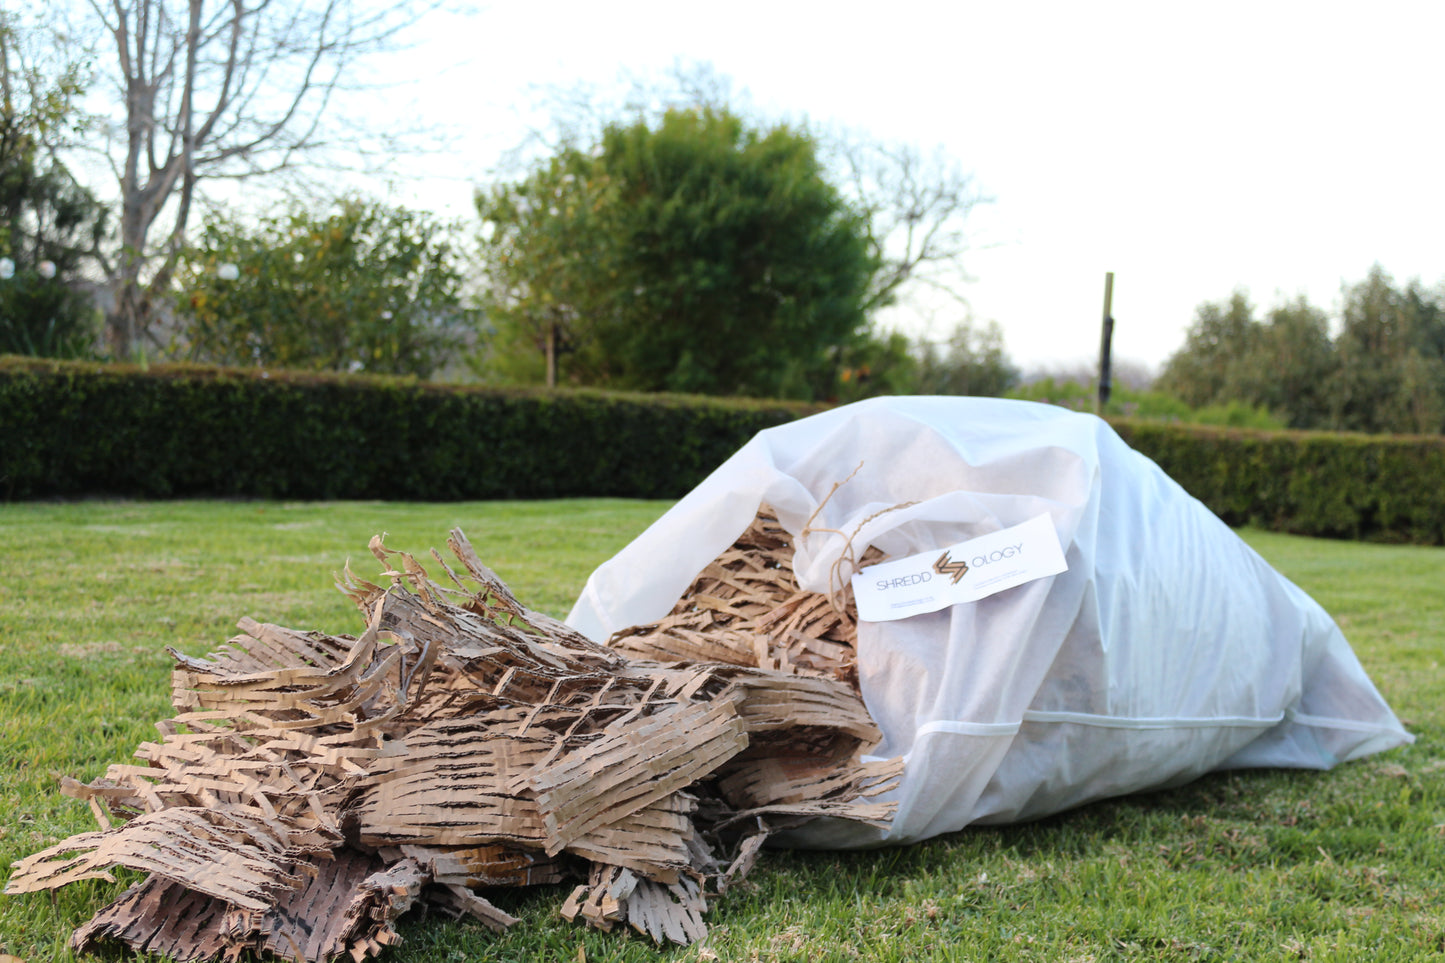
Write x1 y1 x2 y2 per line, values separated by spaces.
0 503 1441 962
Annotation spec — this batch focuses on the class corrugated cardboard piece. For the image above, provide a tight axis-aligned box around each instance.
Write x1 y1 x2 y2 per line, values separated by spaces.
6 517 900 961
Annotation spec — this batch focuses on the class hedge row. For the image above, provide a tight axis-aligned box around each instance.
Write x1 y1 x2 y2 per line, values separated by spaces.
1111 419 1445 545
3 358 1442 544
0 357 816 501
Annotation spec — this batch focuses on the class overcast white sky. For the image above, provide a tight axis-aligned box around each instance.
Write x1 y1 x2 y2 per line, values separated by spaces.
376 0 1445 375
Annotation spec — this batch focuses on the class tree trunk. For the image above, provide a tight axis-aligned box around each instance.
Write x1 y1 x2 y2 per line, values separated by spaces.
109 269 145 360
545 320 557 388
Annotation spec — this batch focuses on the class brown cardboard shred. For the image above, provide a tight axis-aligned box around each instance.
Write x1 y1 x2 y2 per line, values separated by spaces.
69 874 236 962
7 515 899 960
610 508 883 686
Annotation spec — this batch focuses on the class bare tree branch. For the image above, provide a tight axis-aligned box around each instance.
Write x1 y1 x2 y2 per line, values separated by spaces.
61 0 449 357
831 136 991 315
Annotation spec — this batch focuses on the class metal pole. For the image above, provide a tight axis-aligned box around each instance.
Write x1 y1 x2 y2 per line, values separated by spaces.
1097 272 1115 414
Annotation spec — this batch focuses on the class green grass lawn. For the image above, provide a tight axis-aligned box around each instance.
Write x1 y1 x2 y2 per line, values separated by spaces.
1 500 1442 963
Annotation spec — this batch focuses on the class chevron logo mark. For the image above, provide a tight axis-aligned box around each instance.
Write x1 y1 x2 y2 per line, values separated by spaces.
933 550 969 585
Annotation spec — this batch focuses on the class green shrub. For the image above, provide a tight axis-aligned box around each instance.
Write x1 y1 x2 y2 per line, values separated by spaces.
4 358 1441 546
1110 419 1445 544
1008 378 1286 428
1187 400 1289 430
0 357 816 501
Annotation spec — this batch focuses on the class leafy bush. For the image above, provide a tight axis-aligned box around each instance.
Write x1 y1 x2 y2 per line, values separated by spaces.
3 358 1441 545
0 15 109 360
1110 419 1445 544
1185 400 1289 430
1157 271 1445 434
173 198 474 378
476 107 875 398
1008 378 1286 428
0 357 815 501
0 268 99 358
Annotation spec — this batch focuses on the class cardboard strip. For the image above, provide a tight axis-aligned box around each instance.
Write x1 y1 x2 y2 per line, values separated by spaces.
393 843 565 889
568 792 698 883
7 807 327 911
250 849 394 963
70 875 234 962
561 863 634 933
11 518 902 958
623 875 708 946
528 696 749 854
429 884 521 933
610 508 877 684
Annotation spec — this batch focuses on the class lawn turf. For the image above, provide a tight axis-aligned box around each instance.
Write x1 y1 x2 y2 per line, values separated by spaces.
1 500 1442 962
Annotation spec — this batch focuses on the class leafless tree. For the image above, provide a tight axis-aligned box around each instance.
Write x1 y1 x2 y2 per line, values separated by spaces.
493 60 740 182
833 137 989 316
72 0 433 357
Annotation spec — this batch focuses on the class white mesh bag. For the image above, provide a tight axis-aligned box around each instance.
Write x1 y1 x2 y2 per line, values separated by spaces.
567 396 1412 847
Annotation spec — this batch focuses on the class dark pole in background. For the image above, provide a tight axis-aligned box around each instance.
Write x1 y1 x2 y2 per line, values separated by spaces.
1096 272 1115 414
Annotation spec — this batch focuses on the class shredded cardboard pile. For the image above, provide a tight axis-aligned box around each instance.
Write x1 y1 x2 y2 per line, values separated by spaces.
611 511 880 685
7 518 898 962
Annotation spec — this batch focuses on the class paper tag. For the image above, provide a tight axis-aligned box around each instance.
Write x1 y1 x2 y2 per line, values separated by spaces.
851 513 1068 623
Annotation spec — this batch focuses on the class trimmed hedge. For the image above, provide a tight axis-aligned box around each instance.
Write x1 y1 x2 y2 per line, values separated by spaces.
3 358 1442 545
1110 419 1445 545
0 357 817 501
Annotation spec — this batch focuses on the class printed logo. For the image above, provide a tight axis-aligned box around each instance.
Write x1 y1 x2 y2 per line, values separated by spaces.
852 513 1067 623
933 550 969 585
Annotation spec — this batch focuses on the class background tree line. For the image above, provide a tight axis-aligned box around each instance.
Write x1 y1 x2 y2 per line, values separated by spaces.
0 3 1008 402
0 10 109 357
0 0 435 363
1157 266 1445 435
8 5 1442 430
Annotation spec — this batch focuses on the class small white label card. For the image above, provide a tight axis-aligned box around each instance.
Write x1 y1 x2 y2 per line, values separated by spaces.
851 513 1068 623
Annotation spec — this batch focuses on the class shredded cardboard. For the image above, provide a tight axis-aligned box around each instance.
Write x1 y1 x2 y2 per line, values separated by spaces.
6 516 899 961
610 509 884 685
